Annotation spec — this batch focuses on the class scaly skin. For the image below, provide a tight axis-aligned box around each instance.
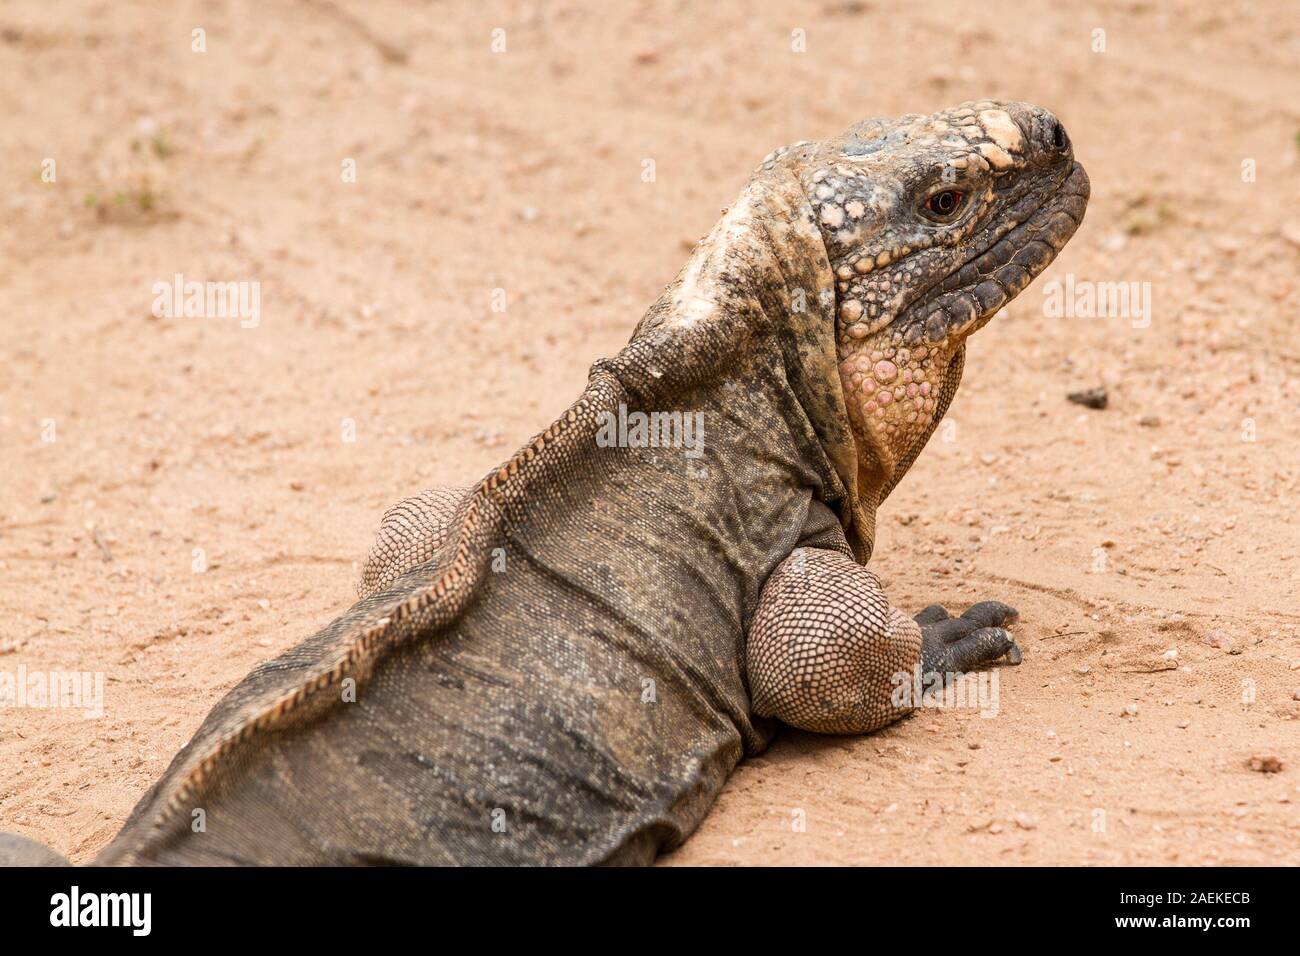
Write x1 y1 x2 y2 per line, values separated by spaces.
5 101 1087 866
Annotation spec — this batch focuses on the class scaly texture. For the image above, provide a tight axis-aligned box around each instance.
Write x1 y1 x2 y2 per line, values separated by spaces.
358 486 470 598
13 100 1086 866
747 547 922 734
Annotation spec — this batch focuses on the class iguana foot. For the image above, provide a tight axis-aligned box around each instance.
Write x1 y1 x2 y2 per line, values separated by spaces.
747 552 1024 735
915 601 1022 674
747 547 926 734
357 485 471 598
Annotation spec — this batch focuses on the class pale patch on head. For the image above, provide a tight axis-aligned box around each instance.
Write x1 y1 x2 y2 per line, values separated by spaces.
978 142 1014 170
977 109 1023 153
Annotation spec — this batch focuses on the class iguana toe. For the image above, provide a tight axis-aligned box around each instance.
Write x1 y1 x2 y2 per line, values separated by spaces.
913 603 951 625
919 599 1023 675
960 600 1020 629
923 625 1019 674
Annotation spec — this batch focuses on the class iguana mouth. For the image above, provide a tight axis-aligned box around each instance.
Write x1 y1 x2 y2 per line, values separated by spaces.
899 160 1090 346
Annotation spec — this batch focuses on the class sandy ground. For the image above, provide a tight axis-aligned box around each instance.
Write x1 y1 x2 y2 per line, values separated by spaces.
2 0 1298 866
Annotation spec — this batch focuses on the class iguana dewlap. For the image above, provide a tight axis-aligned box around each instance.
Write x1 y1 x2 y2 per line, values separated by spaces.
17 101 1089 866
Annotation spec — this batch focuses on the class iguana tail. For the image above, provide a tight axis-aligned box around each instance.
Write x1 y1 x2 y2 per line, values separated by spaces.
0 831 70 866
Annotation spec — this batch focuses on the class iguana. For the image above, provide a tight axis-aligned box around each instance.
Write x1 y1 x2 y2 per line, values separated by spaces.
5 100 1088 866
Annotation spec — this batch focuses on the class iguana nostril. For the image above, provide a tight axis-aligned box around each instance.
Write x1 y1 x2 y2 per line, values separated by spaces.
1050 119 1070 153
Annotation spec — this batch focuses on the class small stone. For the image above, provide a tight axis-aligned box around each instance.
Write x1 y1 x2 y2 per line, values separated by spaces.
1067 387 1108 410
289 480 306 491
1137 414 1161 427
1248 755 1283 773
1122 703 1139 717
1012 813 1037 831
1203 630 1235 653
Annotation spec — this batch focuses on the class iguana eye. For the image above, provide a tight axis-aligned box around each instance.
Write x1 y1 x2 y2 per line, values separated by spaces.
924 189 966 221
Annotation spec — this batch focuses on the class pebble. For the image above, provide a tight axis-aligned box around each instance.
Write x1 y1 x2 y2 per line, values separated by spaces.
1203 631 1236 653
1248 755 1283 773
1067 387 1108 410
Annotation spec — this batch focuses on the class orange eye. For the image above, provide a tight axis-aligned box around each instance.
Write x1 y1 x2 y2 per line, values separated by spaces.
926 189 965 218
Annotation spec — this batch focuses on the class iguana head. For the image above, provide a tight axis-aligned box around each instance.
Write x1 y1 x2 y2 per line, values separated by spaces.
768 100 1089 491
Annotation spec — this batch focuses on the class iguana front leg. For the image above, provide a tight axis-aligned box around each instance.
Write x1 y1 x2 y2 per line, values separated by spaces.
357 485 470 598
746 547 1020 734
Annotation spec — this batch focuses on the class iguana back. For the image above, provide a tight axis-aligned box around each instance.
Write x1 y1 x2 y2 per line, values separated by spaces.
97 177 857 865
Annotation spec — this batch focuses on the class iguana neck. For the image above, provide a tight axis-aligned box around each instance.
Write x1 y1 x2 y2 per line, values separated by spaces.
609 169 879 561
